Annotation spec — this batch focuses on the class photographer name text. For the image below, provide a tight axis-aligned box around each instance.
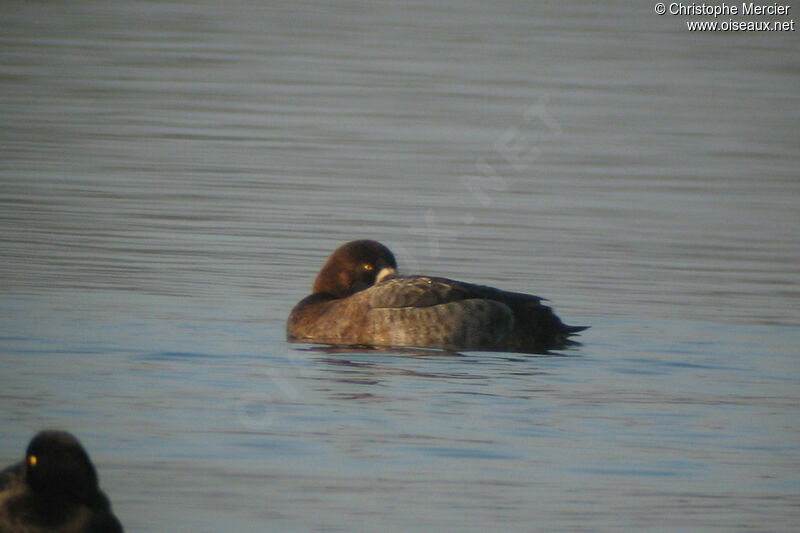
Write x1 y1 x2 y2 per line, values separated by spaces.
664 3 790 17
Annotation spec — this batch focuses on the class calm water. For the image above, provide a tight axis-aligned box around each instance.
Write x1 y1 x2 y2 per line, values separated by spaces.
1 1 799 531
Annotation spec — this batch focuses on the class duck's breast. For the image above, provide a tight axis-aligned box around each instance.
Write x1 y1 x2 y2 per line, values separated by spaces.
287 293 372 344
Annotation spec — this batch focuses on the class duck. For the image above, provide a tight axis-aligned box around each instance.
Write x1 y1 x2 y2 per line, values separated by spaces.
287 240 586 353
0 430 123 533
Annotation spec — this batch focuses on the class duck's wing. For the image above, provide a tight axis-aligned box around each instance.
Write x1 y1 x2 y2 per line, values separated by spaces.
361 275 585 353
361 275 544 309
352 276 513 350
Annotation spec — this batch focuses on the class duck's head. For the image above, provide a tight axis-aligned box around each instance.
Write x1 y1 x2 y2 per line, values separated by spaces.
312 240 398 298
25 430 100 505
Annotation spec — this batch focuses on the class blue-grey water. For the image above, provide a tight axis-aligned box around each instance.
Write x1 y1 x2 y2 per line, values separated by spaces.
1 1 799 531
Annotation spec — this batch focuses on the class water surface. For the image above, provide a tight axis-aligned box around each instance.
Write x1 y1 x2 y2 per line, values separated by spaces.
1 1 799 531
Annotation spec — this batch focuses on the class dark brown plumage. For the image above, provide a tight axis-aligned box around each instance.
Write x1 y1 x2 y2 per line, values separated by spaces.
0 431 123 533
287 240 586 354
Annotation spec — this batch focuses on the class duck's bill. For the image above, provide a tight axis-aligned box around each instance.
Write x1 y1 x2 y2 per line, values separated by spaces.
376 267 397 283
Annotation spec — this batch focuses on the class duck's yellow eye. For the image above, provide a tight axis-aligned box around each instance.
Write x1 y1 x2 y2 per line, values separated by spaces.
363 264 374 271
28 455 37 467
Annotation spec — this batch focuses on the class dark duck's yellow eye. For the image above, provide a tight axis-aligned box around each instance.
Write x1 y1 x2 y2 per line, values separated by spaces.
28 455 38 467
362 263 374 271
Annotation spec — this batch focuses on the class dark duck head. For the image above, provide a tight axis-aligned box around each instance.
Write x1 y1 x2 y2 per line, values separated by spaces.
24 431 101 508
311 240 397 297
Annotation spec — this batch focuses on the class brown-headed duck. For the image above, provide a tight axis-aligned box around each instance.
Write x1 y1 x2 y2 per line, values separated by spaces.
287 240 586 353
0 430 123 533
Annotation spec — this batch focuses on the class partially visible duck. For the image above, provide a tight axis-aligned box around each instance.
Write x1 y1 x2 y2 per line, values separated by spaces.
0 430 123 533
287 240 586 354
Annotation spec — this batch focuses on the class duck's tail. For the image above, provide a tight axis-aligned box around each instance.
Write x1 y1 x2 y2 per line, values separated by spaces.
565 324 589 335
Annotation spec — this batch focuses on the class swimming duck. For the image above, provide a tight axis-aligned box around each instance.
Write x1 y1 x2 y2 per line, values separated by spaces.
0 430 123 533
287 240 586 353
